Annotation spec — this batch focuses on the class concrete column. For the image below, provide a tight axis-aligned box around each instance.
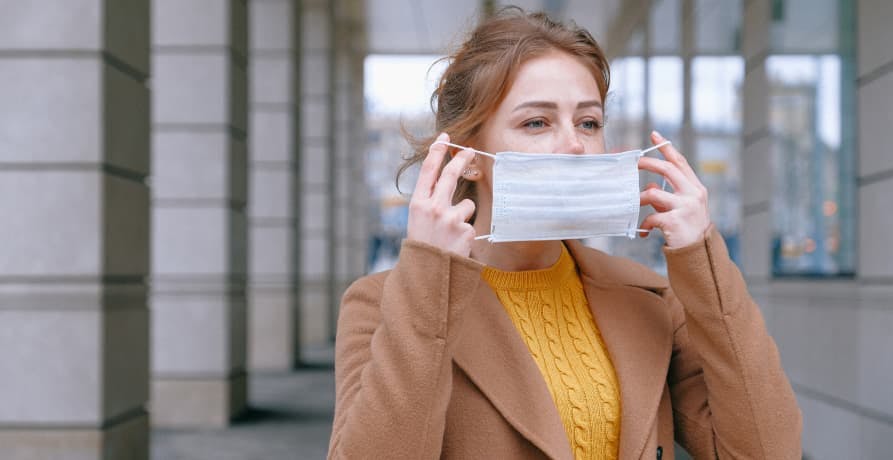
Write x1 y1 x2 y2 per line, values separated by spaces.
151 0 249 427
0 2 150 459
247 0 302 371
299 0 333 346
331 0 368 340
857 0 893 282
739 0 772 280
348 5 370 300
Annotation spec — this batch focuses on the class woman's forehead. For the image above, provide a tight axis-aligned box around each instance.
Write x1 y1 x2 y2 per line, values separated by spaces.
502 53 603 107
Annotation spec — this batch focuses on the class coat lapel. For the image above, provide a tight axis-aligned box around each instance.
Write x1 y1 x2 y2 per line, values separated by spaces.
565 240 675 460
452 282 574 460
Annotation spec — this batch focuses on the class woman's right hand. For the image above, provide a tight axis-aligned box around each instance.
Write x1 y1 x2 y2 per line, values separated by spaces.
406 133 477 257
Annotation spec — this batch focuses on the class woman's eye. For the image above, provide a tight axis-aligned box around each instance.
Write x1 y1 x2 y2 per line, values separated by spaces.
523 119 546 129
579 119 602 130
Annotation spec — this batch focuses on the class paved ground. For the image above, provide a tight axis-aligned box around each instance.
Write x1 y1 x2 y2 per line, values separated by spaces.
152 346 335 460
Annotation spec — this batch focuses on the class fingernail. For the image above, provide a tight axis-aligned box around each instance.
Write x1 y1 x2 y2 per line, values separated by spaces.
437 132 448 141
651 130 663 140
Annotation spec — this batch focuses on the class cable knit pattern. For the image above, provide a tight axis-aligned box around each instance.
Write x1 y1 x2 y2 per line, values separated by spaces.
482 243 620 460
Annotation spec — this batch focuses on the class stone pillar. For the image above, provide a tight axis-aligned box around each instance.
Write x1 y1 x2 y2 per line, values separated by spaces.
247 0 302 371
0 2 151 459
857 0 893 282
299 0 334 346
348 3 370 306
151 0 249 427
739 0 772 280
331 0 368 341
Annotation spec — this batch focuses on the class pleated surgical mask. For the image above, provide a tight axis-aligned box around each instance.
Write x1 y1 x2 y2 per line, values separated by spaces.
434 140 671 243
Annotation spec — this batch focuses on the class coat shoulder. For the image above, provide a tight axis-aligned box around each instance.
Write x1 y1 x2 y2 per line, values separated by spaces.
346 269 390 294
337 270 391 322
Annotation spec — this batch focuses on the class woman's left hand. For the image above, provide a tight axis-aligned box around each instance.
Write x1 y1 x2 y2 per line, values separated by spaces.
637 131 712 249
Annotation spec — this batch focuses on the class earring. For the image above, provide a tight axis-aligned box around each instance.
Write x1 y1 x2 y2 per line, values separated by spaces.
462 168 480 179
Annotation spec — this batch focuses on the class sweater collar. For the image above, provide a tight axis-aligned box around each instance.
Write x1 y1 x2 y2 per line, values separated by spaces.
481 243 576 290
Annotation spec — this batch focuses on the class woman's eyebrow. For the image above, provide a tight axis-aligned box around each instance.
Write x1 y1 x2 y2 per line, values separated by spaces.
512 101 558 112
576 100 603 110
512 100 603 112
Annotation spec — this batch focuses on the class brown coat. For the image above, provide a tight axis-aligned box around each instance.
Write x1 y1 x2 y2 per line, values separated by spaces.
328 227 802 459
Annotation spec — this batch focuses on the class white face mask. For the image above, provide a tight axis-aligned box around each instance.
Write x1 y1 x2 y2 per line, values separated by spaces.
434 140 671 243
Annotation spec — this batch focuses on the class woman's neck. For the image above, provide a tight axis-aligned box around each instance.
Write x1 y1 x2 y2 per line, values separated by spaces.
470 207 563 272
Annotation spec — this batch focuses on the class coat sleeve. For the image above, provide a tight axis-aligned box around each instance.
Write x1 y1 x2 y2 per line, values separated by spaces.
663 225 802 459
327 240 484 459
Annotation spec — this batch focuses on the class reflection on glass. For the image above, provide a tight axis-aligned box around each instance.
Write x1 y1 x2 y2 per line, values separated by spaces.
627 28 645 56
606 57 645 152
695 0 741 54
601 55 683 273
766 0 855 276
649 56 683 138
364 55 443 273
600 54 656 271
770 0 838 53
767 54 854 276
649 0 681 55
693 56 744 262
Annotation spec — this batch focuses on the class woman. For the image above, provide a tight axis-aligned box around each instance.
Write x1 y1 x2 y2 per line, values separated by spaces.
328 8 801 460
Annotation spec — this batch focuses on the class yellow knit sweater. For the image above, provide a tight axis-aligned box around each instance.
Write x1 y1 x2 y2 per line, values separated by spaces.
482 243 621 460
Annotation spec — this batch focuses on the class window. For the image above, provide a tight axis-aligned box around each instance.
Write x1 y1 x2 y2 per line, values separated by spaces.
767 0 856 276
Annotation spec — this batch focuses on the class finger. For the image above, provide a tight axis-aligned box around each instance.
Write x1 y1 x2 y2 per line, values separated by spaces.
640 187 680 212
638 156 695 194
451 198 476 223
639 212 669 238
651 131 699 183
413 133 450 201
433 149 474 203
645 182 661 191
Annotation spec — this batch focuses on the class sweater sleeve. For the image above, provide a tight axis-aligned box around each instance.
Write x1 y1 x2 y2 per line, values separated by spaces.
663 225 802 459
327 239 484 460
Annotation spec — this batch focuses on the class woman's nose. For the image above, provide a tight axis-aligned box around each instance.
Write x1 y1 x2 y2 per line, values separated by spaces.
560 126 585 154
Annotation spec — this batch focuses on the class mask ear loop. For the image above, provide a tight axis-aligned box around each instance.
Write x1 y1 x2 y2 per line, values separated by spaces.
639 140 672 191
635 140 673 236
432 140 497 159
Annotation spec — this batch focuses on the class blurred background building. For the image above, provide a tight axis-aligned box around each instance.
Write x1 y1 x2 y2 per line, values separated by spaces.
0 0 890 459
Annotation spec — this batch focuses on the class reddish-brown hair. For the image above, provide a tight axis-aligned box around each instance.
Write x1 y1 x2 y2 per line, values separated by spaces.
397 7 611 220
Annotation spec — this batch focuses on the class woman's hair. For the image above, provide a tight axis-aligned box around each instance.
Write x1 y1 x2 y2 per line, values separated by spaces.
397 7 611 219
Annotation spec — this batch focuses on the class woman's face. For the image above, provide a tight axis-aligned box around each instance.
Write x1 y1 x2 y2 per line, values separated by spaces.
478 51 606 156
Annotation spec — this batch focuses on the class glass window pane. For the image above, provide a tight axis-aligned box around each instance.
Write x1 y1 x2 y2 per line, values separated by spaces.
693 56 744 261
364 55 443 272
771 0 839 53
649 56 683 138
649 0 681 55
692 56 743 131
767 54 855 275
599 54 682 274
605 57 645 151
695 0 742 54
627 28 645 56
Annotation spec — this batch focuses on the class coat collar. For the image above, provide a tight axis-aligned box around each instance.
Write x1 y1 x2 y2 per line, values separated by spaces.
453 240 674 460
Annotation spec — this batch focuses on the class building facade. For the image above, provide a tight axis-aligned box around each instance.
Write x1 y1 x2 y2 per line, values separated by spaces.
0 0 890 458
